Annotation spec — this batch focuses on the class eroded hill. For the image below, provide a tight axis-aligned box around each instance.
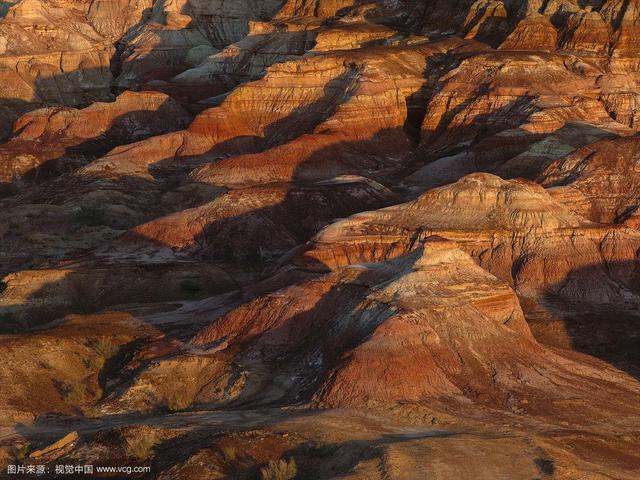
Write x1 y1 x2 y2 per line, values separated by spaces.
1 1 639 478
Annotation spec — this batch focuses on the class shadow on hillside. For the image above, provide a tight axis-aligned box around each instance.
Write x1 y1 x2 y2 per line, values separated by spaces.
0 1 13 18
0 124 411 334
149 64 365 177
539 260 640 379
13 407 462 480
0 57 435 329
212 253 640 411
0 100 192 187
191 264 388 409
0 0 321 186
113 2 317 104
0 90 625 341
0 0 307 142
0 37 638 437
0 62 125 142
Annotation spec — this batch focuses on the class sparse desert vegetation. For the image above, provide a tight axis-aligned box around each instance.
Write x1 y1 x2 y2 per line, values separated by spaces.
260 458 297 480
125 430 159 461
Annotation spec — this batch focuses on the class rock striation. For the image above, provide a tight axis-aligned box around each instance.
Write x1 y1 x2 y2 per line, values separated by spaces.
0 1 640 478
540 135 640 224
0 91 191 184
301 173 640 305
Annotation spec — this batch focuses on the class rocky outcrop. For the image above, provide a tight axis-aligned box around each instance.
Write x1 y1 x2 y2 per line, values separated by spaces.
0 261 234 329
114 1 214 91
0 0 288 137
0 0 152 137
539 135 640 224
78 39 464 182
115 177 396 270
0 312 157 421
103 238 639 427
463 0 510 47
187 52 422 187
560 8 610 57
601 0 640 72
170 27 315 97
404 45 640 193
0 91 191 183
301 174 640 304
419 50 628 158
499 13 557 51
182 239 539 408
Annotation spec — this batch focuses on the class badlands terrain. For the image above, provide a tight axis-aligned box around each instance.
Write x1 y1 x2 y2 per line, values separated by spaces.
0 0 640 478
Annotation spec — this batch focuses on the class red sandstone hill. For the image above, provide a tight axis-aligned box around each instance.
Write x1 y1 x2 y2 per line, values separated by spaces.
0 1 640 478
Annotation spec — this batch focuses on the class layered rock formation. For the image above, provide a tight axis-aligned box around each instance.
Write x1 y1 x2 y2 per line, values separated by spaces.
1 1 640 478
107 237 636 417
116 177 395 271
0 91 191 184
0 0 146 137
302 174 640 305
538 135 640 223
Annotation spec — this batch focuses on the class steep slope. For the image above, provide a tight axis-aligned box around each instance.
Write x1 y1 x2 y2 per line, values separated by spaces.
539 135 640 224
0 91 191 185
302 173 640 304
0 0 152 137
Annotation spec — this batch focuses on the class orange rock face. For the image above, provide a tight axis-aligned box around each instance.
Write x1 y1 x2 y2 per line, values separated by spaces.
0 1 640 478
0 91 191 184
540 136 640 223
301 174 640 304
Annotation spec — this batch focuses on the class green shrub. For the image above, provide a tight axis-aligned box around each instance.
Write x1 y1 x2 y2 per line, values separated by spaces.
167 396 192 412
260 458 297 480
93 338 118 358
84 338 118 372
221 446 237 462
38 359 53 370
85 355 105 371
13 443 30 461
126 432 158 461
